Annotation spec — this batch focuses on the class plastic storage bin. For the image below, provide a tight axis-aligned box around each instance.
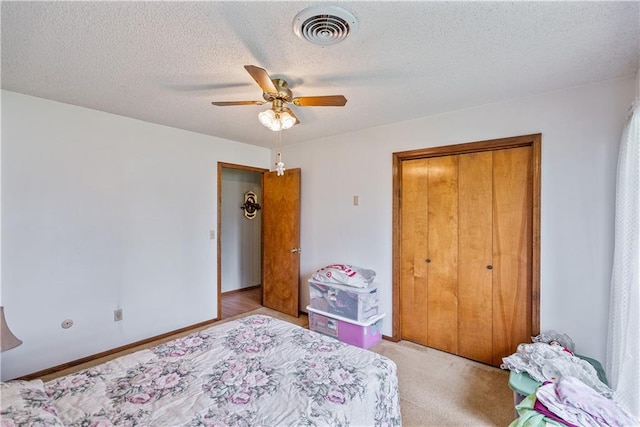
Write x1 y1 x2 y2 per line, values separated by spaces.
308 279 379 322
307 306 385 349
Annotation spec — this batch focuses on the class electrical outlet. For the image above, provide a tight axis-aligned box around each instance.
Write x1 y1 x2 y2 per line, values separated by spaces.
114 309 123 322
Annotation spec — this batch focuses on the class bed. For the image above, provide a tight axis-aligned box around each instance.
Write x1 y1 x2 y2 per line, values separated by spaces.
1 314 402 426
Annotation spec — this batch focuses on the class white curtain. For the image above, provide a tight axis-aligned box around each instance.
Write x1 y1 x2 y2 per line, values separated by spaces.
606 96 640 418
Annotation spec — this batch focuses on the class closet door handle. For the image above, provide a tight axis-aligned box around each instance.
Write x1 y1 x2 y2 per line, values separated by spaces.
425 258 431 263
486 265 493 270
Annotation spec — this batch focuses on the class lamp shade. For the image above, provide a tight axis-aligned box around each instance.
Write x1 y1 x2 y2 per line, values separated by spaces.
258 109 276 127
279 111 296 130
0 306 23 352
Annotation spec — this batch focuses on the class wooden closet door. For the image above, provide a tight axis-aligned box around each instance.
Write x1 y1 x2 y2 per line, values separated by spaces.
492 147 533 365
400 159 430 344
398 143 534 366
396 134 539 367
426 156 459 354
399 156 459 353
458 151 494 364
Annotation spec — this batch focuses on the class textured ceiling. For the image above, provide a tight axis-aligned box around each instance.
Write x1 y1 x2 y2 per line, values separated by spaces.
2 1 638 148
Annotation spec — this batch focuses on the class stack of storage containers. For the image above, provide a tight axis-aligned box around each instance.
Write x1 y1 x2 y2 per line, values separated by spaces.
306 264 384 349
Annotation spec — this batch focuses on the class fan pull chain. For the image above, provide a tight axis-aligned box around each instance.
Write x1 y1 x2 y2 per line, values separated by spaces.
275 131 286 176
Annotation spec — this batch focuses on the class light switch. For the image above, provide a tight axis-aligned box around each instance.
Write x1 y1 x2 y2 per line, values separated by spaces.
210 230 216 240
353 195 359 206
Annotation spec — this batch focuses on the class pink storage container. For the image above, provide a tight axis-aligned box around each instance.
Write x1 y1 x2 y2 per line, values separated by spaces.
307 306 385 349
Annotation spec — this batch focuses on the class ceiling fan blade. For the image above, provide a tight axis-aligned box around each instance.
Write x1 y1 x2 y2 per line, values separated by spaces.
283 107 300 124
211 100 266 106
244 65 278 94
167 82 253 92
292 95 347 107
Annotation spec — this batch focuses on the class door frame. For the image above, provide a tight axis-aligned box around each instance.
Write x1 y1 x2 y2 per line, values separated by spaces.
391 134 541 341
217 162 269 319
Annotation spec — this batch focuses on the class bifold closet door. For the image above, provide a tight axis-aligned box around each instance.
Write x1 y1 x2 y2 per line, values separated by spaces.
458 151 494 364
399 139 536 366
425 155 459 354
400 156 459 354
399 158 430 345
491 146 533 366
456 147 533 365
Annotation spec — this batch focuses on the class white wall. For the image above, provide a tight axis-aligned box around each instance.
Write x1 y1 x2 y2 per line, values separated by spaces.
221 169 262 292
279 76 636 364
0 90 271 380
1 75 634 380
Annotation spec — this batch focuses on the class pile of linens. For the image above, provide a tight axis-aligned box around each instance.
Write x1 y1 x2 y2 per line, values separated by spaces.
502 331 638 427
310 264 376 288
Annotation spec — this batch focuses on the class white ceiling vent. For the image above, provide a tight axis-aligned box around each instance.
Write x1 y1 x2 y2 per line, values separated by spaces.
293 5 358 46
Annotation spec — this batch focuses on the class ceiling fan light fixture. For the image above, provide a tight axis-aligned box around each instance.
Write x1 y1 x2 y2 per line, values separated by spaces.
258 109 276 127
293 5 358 46
279 111 296 129
271 120 283 132
258 109 295 131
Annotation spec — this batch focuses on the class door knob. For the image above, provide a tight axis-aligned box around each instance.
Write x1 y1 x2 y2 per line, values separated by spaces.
425 258 431 263
486 265 493 270
291 248 302 253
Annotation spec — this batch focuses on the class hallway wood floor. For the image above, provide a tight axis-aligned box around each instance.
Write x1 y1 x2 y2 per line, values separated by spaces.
221 286 263 319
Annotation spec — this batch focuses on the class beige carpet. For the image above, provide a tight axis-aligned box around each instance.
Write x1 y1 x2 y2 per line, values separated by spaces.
39 307 516 426
370 339 515 426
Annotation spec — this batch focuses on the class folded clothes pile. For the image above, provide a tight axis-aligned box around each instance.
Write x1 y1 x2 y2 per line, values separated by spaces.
310 264 376 288
501 341 612 397
504 330 638 427
512 376 638 427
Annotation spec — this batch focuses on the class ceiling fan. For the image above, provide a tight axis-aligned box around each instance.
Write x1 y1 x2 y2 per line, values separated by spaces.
211 65 347 131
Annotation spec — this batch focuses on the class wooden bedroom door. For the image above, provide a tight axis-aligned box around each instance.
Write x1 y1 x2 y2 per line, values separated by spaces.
262 168 301 317
397 135 540 367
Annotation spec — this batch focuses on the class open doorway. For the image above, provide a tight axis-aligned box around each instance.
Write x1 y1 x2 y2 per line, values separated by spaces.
217 162 268 319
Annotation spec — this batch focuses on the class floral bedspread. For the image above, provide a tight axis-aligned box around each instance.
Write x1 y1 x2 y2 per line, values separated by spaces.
43 315 402 426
